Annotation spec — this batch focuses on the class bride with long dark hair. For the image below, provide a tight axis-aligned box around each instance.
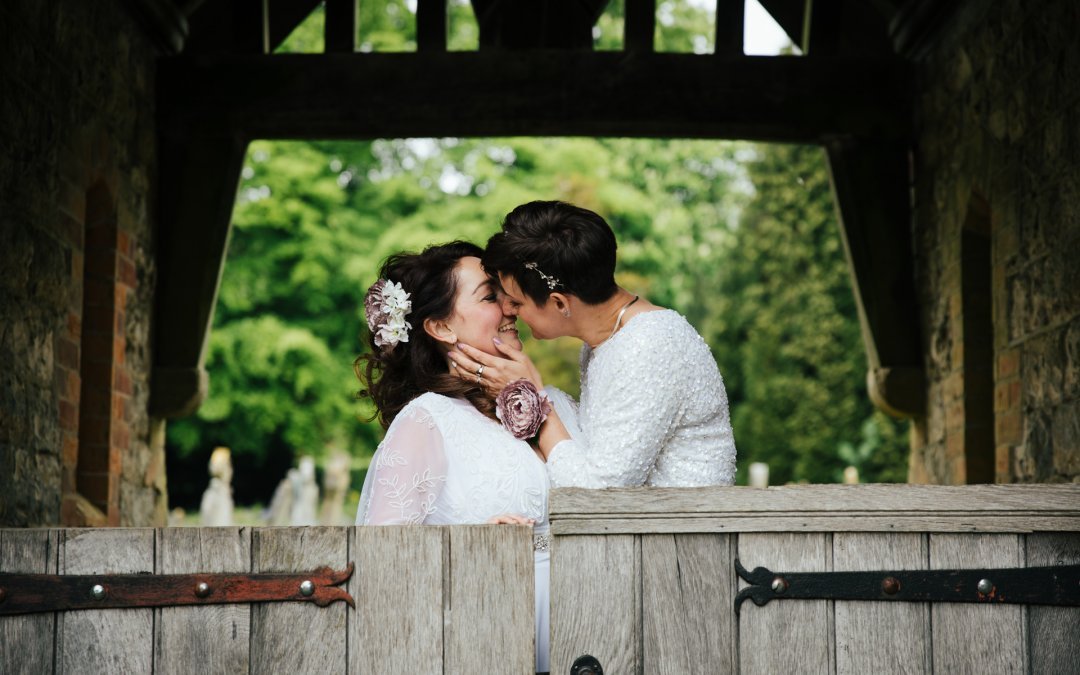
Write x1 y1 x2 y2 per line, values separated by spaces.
354 240 553 673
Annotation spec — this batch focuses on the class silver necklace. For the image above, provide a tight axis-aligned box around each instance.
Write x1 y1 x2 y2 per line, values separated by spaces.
609 295 640 340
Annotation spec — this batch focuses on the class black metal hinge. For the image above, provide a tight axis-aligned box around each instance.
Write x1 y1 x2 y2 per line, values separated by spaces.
734 559 1080 614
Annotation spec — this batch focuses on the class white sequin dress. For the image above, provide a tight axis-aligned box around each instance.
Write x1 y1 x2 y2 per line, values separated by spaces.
545 309 737 488
355 392 551 672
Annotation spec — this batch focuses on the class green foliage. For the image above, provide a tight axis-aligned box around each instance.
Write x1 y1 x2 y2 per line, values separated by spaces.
705 144 910 484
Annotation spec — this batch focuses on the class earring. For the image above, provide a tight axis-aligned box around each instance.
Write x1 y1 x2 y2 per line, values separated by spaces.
562 309 571 318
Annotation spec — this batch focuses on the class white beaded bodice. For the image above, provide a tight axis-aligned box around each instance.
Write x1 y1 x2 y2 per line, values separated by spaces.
546 309 737 488
356 392 549 527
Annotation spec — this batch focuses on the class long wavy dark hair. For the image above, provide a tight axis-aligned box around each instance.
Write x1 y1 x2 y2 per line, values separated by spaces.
355 241 496 429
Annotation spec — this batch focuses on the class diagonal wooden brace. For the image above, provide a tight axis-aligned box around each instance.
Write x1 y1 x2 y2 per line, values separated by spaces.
0 563 354 615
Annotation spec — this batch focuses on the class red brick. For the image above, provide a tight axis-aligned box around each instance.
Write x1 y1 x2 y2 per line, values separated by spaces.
112 424 130 452
58 400 78 431
995 410 1021 444
116 229 131 257
114 368 133 395
945 400 965 432
56 337 80 370
995 444 1014 482
55 367 79 400
113 336 126 366
117 256 136 287
112 394 126 421
114 310 125 334
62 434 79 467
997 348 1019 379
67 311 81 340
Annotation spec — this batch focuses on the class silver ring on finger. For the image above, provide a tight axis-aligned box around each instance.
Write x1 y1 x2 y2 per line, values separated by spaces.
476 364 485 377
476 374 483 385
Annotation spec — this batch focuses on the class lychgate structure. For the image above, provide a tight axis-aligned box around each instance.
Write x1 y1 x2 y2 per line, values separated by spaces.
1 0 1078 541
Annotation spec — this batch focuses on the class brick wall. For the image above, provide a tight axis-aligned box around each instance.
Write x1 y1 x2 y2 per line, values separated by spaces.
0 1 166 525
909 0 1080 483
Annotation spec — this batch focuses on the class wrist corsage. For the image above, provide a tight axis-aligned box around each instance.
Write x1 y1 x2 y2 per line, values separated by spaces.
495 379 552 440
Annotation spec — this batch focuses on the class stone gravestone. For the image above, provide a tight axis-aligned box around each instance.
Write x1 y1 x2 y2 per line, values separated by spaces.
320 451 352 526
290 456 320 526
199 447 234 526
265 469 295 526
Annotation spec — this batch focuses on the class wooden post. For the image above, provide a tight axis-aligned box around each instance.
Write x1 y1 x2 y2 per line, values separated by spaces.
416 0 448 52
714 0 745 56
323 0 356 53
624 0 655 52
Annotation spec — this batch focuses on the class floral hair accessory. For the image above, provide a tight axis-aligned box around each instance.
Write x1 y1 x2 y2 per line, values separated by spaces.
364 279 412 350
495 379 552 440
524 261 562 290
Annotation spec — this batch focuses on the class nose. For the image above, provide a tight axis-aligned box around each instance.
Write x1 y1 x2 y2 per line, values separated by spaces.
500 295 518 317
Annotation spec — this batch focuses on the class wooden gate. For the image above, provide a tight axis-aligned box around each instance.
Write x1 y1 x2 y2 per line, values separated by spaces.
3 485 1079 674
549 484 1080 674
0 526 534 674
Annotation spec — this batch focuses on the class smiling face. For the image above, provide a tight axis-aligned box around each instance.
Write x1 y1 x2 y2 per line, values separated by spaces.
496 273 569 340
443 257 522 355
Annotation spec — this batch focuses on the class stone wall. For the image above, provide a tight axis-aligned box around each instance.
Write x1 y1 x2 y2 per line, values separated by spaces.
0 1 166 525
909 0 1080 483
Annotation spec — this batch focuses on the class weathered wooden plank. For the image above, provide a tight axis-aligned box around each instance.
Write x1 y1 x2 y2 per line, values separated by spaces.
552 514 1080 535
250 527 348 675
833 533 929 674
57 528 155 675
0 529 58 673
158 52 912 143
737 533 830 674
550 484 1080 517
641 534 733 673
446 526 533 674
551 535 640 674
1026 533 1080 675
155 527 252 675
350 526 445 674
929 534 1025 674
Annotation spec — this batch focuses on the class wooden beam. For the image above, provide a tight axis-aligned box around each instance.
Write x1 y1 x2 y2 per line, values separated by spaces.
323 0 356 53
416 0 448 52
158 52 912 143
825 138 925 418
714 0 745 56
233 0 269 54
151 129 247 418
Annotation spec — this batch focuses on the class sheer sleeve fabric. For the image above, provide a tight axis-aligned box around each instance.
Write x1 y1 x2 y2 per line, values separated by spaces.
545 327 682 488
356 404 448 525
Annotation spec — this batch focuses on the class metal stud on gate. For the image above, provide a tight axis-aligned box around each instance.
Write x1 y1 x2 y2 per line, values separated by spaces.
771 577 789 594
194 582 211 598
570 654 604 675
881 577 901 595
90 584 106 600
977 578 994 595
299 580 315 597
0 587 6 603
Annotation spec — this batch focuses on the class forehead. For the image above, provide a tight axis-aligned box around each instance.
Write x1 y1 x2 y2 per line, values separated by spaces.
496 272 525 298
455 256 486 284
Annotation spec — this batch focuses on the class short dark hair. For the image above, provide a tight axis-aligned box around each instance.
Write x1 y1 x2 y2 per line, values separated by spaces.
482 201 618 306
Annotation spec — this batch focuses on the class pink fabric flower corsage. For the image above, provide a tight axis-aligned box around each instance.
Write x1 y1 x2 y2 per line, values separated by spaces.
495 379 552 440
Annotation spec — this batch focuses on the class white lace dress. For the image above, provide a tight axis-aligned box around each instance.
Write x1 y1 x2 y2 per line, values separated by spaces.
355 392 551 672
545 309 738 488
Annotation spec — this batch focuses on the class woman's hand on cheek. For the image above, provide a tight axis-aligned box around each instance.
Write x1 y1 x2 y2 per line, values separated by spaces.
448 341 542 395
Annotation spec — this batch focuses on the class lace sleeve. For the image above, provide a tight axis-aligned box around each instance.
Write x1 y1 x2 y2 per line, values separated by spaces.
356 404 448 525
545 329 682 488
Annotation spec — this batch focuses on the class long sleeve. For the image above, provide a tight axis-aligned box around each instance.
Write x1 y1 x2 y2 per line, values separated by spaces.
546 332 683 488
356 404 449 525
